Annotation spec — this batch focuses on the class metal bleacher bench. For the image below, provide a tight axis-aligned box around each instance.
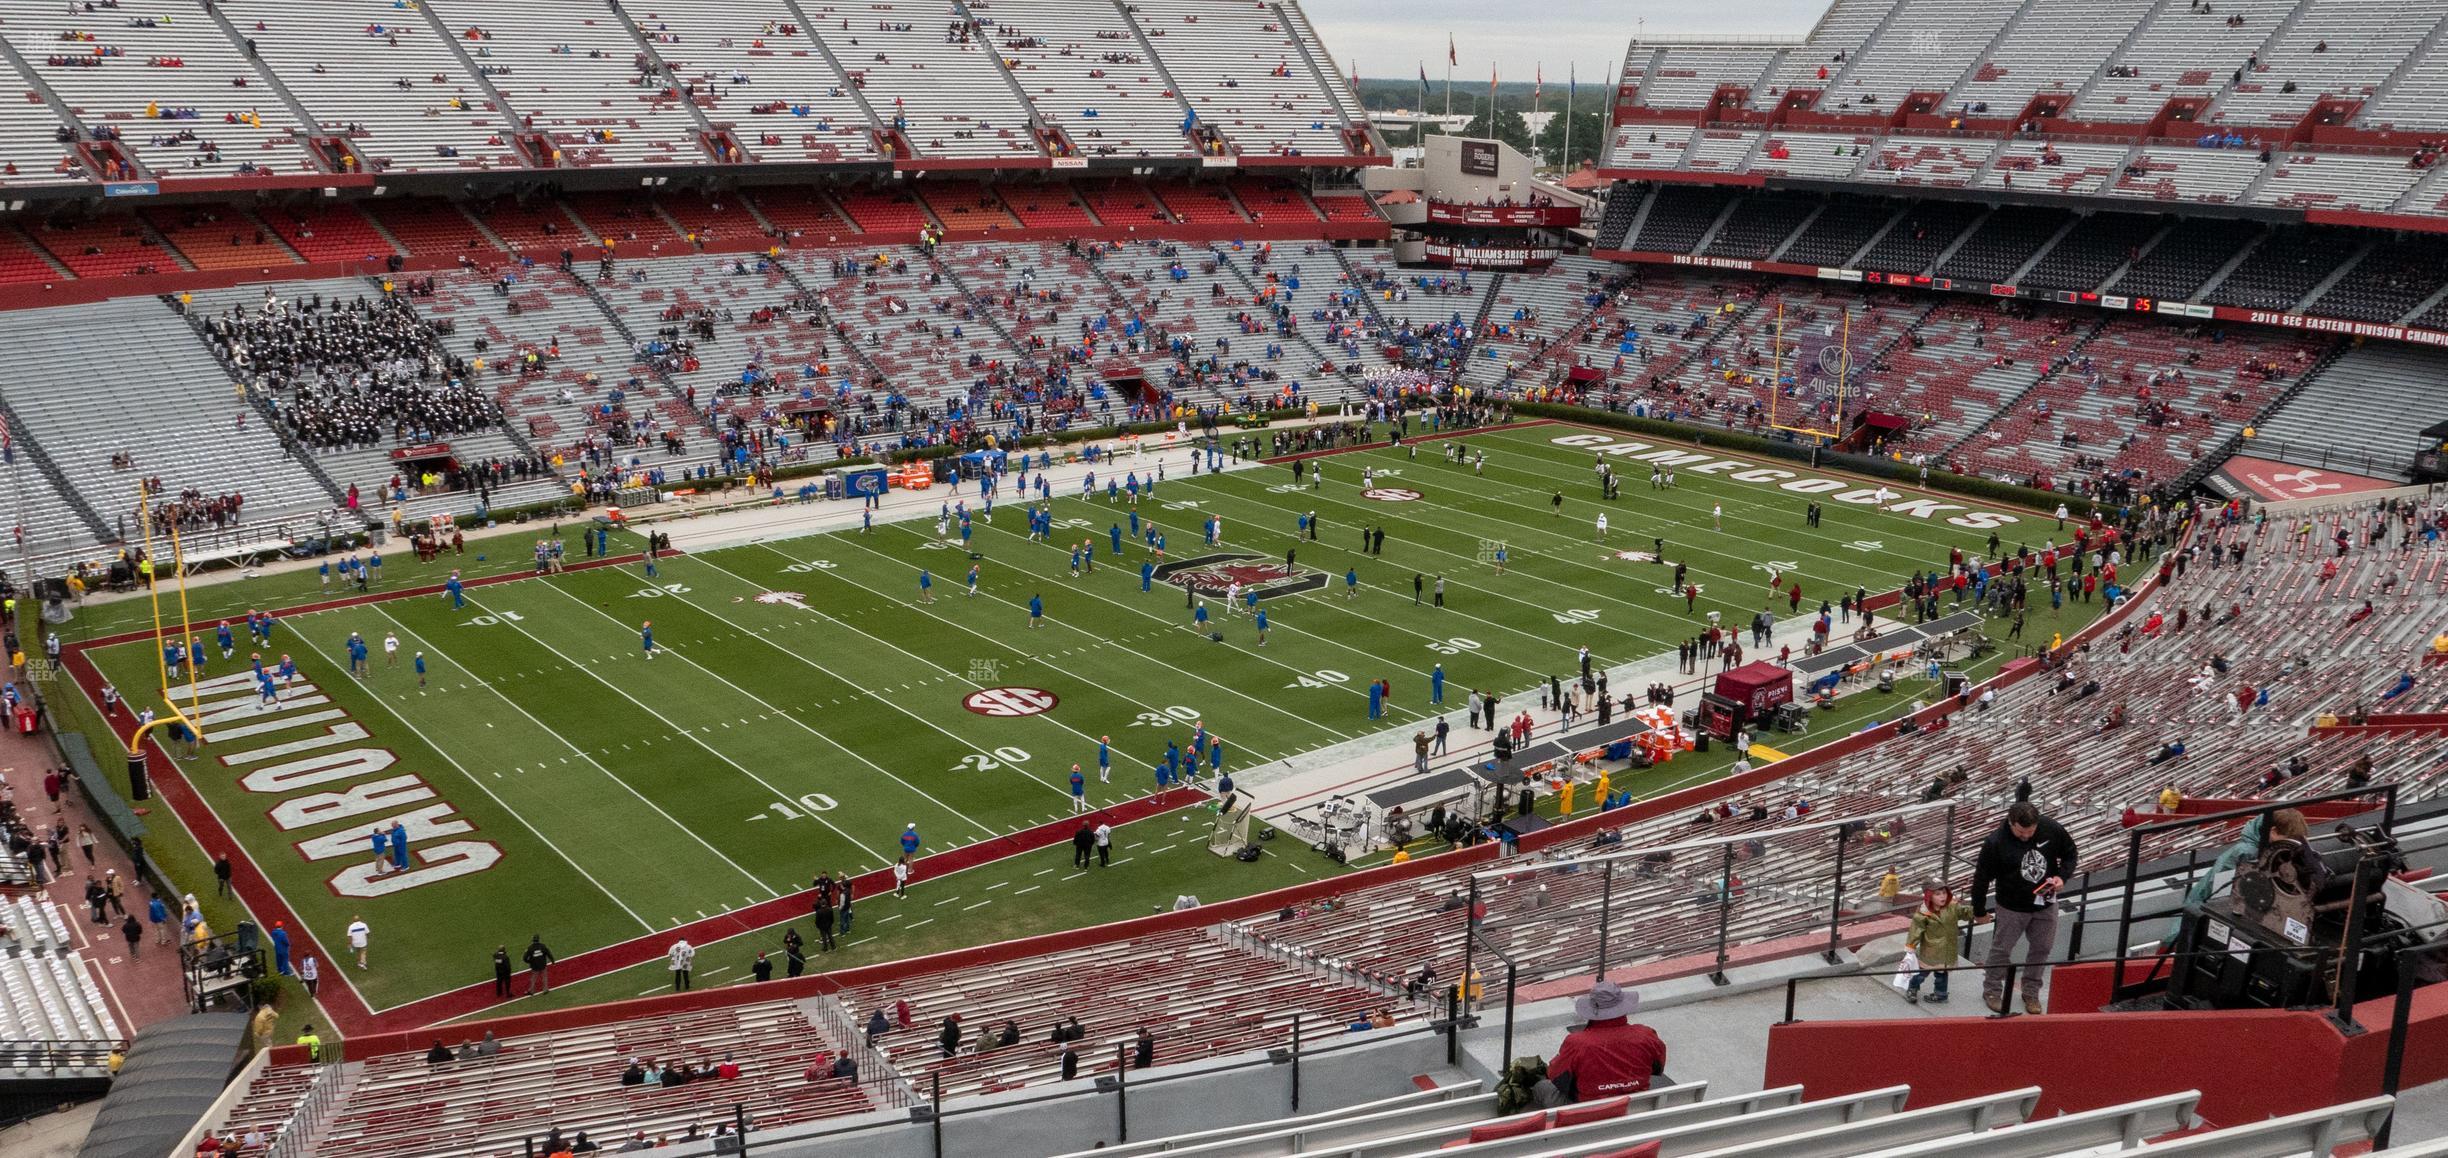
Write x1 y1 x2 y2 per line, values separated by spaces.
180 539 293 576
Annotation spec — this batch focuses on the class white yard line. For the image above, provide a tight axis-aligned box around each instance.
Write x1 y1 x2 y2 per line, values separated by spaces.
291 615 667 930
458 586 887 869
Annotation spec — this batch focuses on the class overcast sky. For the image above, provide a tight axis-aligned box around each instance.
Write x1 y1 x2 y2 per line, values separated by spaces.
1302 0 1826 94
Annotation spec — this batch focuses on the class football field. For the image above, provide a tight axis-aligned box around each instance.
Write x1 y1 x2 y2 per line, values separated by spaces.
64 421 2084 1025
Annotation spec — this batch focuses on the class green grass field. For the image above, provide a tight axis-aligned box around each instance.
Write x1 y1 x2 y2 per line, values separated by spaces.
62 421 2096 1024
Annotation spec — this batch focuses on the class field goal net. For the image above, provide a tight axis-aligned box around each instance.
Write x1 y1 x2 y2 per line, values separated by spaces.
1208 799 1254 857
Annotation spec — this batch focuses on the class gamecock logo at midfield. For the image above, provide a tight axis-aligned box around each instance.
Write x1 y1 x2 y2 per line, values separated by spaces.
1153 553 1330 599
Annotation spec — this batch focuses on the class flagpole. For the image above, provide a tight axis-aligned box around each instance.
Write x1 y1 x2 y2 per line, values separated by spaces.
1533 65 1544 167
1565 62 1576 173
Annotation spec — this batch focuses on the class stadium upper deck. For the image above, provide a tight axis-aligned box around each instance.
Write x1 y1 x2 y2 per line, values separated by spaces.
0 0 1384 198
1604 0 2448 229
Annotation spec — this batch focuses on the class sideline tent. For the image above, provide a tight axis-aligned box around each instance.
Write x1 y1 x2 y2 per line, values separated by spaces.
79 1013 250 1158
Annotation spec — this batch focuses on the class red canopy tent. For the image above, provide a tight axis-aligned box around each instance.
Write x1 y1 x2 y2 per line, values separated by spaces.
1715 661 1794 713
1698 662 1795 740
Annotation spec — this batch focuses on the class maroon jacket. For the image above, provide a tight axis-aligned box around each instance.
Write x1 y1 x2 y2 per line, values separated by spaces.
1547 1017 1667 1099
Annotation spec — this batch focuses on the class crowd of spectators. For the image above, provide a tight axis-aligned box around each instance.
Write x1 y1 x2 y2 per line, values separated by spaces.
199 290 504 452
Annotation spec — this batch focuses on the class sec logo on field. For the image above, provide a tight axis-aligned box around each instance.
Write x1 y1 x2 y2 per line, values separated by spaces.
1362 487 1423 503
964 687 1060 717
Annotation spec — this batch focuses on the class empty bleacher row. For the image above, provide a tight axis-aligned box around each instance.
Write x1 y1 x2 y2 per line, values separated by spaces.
0 173 1353 287
0 295 339 552
1606 0 2448 220
1020 1081 2411 1158
1 895 124 1079
1598 179 2448 339
2247 341 2445 478
0 0 1376 187
221 928 1402 1155
314 1001 871 1158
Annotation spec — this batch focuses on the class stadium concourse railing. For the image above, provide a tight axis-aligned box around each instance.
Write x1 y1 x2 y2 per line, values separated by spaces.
1461 798 1977 1064
2213 436 2417 484
518 1017 1450 1158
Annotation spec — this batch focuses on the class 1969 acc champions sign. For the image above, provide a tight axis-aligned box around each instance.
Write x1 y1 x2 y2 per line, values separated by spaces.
964 687 1059 717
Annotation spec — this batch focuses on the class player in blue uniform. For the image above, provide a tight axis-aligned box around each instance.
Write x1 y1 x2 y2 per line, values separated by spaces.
1140 560 1155 592
918 568 935 603
1028 593 1044 628
445 571 465 609
1097 735 1110 783
277 654 299 692
1192 601 1208 631
414 651 428 687
966 564 981 597
640 620 657 659
1254 607 1269 646
215 620 235 659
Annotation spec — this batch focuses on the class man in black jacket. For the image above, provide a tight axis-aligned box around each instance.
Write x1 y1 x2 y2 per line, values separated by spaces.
523 935 555 996
1970 802 2078 1015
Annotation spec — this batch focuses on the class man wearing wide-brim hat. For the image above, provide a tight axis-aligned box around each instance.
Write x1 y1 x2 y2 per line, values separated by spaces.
1546 981 1669 1101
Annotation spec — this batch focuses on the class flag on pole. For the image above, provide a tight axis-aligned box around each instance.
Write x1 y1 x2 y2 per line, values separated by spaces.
1569 62 1576 101
1448 34 1457 67
1534 64 1543 105
1488 65 1499 120
1420 61 1429 86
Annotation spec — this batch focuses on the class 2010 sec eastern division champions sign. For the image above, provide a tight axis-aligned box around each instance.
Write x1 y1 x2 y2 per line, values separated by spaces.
1550 433 2022 530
